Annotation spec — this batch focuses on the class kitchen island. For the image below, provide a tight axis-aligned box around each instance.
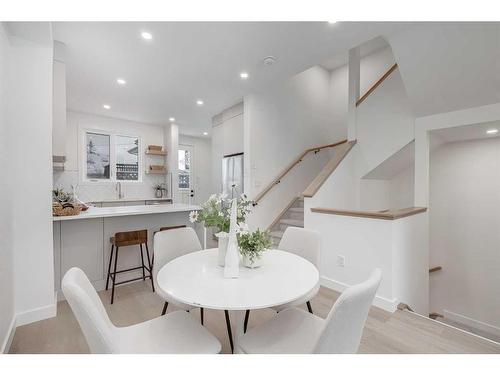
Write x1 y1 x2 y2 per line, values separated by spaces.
53 203 201 296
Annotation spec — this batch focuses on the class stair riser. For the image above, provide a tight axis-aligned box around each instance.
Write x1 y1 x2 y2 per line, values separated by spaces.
279 223 303 231
285 211 304 220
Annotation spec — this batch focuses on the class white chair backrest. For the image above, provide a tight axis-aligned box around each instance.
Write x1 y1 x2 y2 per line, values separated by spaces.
62 267 116 354
278 227 321 268
315 269 382 354
153 227 202 285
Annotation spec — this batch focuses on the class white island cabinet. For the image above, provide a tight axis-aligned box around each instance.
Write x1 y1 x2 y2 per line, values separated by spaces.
53 204 201 296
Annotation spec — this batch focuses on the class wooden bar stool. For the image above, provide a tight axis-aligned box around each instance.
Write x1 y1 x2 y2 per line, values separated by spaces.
106 229 155 304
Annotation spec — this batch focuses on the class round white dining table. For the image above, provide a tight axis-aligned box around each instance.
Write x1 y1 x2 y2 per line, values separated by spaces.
156 248 319 353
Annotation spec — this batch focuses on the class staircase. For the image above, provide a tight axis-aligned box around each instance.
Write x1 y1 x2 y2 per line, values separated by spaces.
269 197 304 246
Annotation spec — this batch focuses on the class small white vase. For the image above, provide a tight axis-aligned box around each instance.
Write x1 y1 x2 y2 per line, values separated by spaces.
215 232 229 267
242 253 263 269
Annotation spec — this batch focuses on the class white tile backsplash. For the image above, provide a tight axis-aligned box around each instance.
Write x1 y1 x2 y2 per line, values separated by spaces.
53 170 166 203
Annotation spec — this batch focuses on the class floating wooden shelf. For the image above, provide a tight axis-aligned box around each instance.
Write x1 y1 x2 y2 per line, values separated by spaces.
146 170 167 175
146 150 167 156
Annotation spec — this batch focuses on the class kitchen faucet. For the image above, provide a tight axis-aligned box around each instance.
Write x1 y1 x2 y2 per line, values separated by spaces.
116 182 124 199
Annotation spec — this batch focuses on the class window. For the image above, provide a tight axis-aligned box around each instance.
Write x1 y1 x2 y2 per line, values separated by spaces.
115 135 139 181
86 132 110 180
83 130 141 183
178 149 191 189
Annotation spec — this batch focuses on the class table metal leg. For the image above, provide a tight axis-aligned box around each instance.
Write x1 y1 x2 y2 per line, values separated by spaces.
229 310 246 354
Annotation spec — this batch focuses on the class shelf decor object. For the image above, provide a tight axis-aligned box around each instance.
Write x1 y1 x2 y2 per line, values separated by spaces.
149 164 165 171
146 145 167 156
148 145 162 151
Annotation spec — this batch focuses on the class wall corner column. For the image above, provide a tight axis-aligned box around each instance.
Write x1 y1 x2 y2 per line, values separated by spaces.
348 47 360 141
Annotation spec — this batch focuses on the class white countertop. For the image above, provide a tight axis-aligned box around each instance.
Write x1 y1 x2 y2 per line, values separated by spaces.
88 197 172 203
53 203 201 221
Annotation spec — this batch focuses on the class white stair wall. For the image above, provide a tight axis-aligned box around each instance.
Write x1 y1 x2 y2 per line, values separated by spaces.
269 197 304 247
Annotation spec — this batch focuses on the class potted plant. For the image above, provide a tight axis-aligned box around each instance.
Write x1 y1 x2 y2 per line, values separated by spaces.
238 228 272 268
189 193 252 266
153 183 163 198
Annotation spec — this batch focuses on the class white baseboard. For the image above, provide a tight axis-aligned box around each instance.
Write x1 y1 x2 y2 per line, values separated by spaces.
444 309 500 338
320 276 397 312
1 315 16 353
15 294 57 327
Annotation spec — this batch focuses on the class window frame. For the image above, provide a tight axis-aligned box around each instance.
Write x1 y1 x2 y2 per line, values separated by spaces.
177 145 193 191
80 128 143 185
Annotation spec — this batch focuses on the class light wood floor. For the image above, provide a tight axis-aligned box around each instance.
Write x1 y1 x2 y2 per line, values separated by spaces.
9 281 500 354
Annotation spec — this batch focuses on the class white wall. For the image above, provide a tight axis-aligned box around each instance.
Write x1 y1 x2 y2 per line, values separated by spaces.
179 134 212 204
429 137 500 333
54 111 168 202
212 102 244 194
329 46 396 134
308 209 428 313
7 34 55 326
245 66 341 200
0 23 15 353
304 50 426 313
245 66 345 228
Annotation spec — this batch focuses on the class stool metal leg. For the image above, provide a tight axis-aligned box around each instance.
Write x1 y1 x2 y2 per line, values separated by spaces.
106 245 114 290
139 244 146 281
224 310 234 353
110 247 119 304
145 243 155 293
200 307 204 325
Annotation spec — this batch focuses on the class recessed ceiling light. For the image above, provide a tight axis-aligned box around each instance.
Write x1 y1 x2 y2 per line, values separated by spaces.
116 78 126 85
141 31 153 40
328 21 337 24
486 129 498 134
196 100 204 106
169 117 175 122
203 132 208 136
240 72 249 79
103 104 111 110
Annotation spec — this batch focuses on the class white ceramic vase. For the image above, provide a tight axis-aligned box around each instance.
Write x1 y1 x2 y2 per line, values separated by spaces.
242 253 263 269
215 232 229 267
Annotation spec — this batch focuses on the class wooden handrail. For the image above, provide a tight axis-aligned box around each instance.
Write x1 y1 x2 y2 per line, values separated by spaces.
310 206 427 220
302 140 356 198
356 63 398 107
429 266 442 273
252 139 347 205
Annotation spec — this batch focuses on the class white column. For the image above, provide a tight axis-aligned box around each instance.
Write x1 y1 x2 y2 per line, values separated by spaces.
414 126 430 207
348 47 360 141
164 123 179 202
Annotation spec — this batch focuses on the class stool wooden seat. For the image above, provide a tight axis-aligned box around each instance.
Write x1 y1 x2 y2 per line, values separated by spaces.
106 229 154 304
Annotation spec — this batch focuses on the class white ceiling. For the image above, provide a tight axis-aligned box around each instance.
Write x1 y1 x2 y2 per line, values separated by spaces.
52 22 411 136
387 23 500 117
431 120 500 145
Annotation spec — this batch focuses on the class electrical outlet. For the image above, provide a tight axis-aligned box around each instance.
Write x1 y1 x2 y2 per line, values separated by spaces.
337 255 345 267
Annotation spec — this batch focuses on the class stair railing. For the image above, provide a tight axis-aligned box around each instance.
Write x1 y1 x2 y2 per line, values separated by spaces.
251 139 348 206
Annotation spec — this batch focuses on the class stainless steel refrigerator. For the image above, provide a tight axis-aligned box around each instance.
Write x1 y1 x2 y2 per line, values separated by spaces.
222 152 244 199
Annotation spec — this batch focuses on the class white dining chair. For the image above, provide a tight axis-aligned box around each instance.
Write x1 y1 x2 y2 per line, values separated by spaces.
62 267 221 354
244 227 321 332
238 268 382 354
153 226 236 353
153 227 202 317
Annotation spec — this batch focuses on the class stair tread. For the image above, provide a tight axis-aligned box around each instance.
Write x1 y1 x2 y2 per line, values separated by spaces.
269 231 284 238
288 207 304 213
280 218 304 226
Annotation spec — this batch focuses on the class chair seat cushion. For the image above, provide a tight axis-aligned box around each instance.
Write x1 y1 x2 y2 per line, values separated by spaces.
117 310 221 353
239 308 325 354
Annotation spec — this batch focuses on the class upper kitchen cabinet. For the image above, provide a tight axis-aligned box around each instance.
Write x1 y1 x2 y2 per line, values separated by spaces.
52 41 67 170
